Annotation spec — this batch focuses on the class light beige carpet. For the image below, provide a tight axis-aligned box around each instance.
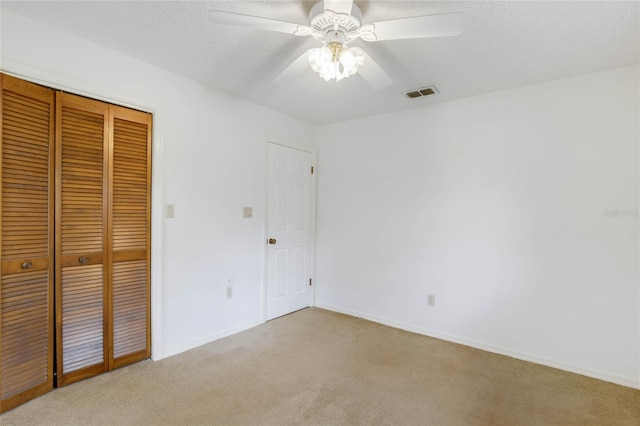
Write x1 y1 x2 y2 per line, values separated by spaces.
1 307 638 425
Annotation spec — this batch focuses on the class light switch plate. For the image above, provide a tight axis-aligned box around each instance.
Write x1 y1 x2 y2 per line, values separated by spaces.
166 204 175 218
243 206 252 219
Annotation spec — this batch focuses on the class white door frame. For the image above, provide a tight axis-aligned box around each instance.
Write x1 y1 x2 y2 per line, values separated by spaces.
263 139 317 322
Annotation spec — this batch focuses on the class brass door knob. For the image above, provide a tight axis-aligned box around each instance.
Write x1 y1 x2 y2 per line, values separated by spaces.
79 257 89 265
268 238 277 245
22 261 33 269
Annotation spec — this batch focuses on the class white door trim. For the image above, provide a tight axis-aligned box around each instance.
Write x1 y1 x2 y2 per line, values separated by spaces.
263 139 317 322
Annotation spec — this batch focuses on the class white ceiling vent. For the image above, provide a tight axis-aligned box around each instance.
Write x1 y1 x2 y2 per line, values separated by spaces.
406 85 439 99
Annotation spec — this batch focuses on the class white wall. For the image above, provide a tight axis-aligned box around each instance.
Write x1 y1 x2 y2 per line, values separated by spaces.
0 9 316 359
316 65 640 388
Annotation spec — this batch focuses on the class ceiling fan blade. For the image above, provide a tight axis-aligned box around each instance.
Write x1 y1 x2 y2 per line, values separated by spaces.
273 52 310 85
358 52 392 90
208 10 312 36
324 0 354 16
362 12 465 42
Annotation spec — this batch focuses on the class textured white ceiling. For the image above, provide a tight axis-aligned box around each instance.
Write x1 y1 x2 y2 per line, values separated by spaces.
2 1 638 125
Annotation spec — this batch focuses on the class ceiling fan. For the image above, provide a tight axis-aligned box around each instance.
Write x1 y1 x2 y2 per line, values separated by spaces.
209 0 464 89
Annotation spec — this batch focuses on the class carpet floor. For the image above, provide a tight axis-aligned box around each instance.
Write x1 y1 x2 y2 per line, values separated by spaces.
1 307 638 425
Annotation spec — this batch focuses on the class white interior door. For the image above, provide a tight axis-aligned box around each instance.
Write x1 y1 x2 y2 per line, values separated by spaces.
266 143 313 320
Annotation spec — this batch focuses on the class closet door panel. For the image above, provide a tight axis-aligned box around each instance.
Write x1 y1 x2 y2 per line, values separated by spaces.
60 264 104 373
112 260 146 360
110 106 151 368
56 93 109 386
0 74 54 413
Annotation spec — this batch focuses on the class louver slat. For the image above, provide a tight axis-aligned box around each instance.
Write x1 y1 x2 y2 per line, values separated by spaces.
56 93 108 386
0 74 54 413
110 108 151 368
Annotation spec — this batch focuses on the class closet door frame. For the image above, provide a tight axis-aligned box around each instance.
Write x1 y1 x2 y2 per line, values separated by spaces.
1 64 162 361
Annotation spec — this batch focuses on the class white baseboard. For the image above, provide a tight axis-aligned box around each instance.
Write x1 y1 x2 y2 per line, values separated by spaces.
160 319 265 360
315 303 640 390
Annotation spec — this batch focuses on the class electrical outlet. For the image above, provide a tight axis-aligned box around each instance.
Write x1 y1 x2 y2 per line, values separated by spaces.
427 294 435 307
225 275 233 299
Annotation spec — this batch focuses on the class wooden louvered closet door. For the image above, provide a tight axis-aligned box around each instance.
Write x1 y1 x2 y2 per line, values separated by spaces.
0 75 151 408
0 75 55 412
55 92 109 386
55 93 151 386
109 106 151 368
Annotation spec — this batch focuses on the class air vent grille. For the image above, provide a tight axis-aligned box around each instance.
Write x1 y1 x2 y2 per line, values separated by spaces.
406 85 439 99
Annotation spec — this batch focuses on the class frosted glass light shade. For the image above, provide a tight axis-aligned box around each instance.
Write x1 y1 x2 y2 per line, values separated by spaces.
307 44 365 82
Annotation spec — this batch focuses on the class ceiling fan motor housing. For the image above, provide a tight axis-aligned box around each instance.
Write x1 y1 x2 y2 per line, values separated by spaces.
324 29 346 45
309 0 363 43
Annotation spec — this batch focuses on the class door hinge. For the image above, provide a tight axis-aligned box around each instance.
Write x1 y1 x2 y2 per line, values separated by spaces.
311 166 314 174
309 278 312 286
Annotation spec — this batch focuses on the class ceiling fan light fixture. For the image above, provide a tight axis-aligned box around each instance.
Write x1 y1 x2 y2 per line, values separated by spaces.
210 3 465 90
307 43 364 82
